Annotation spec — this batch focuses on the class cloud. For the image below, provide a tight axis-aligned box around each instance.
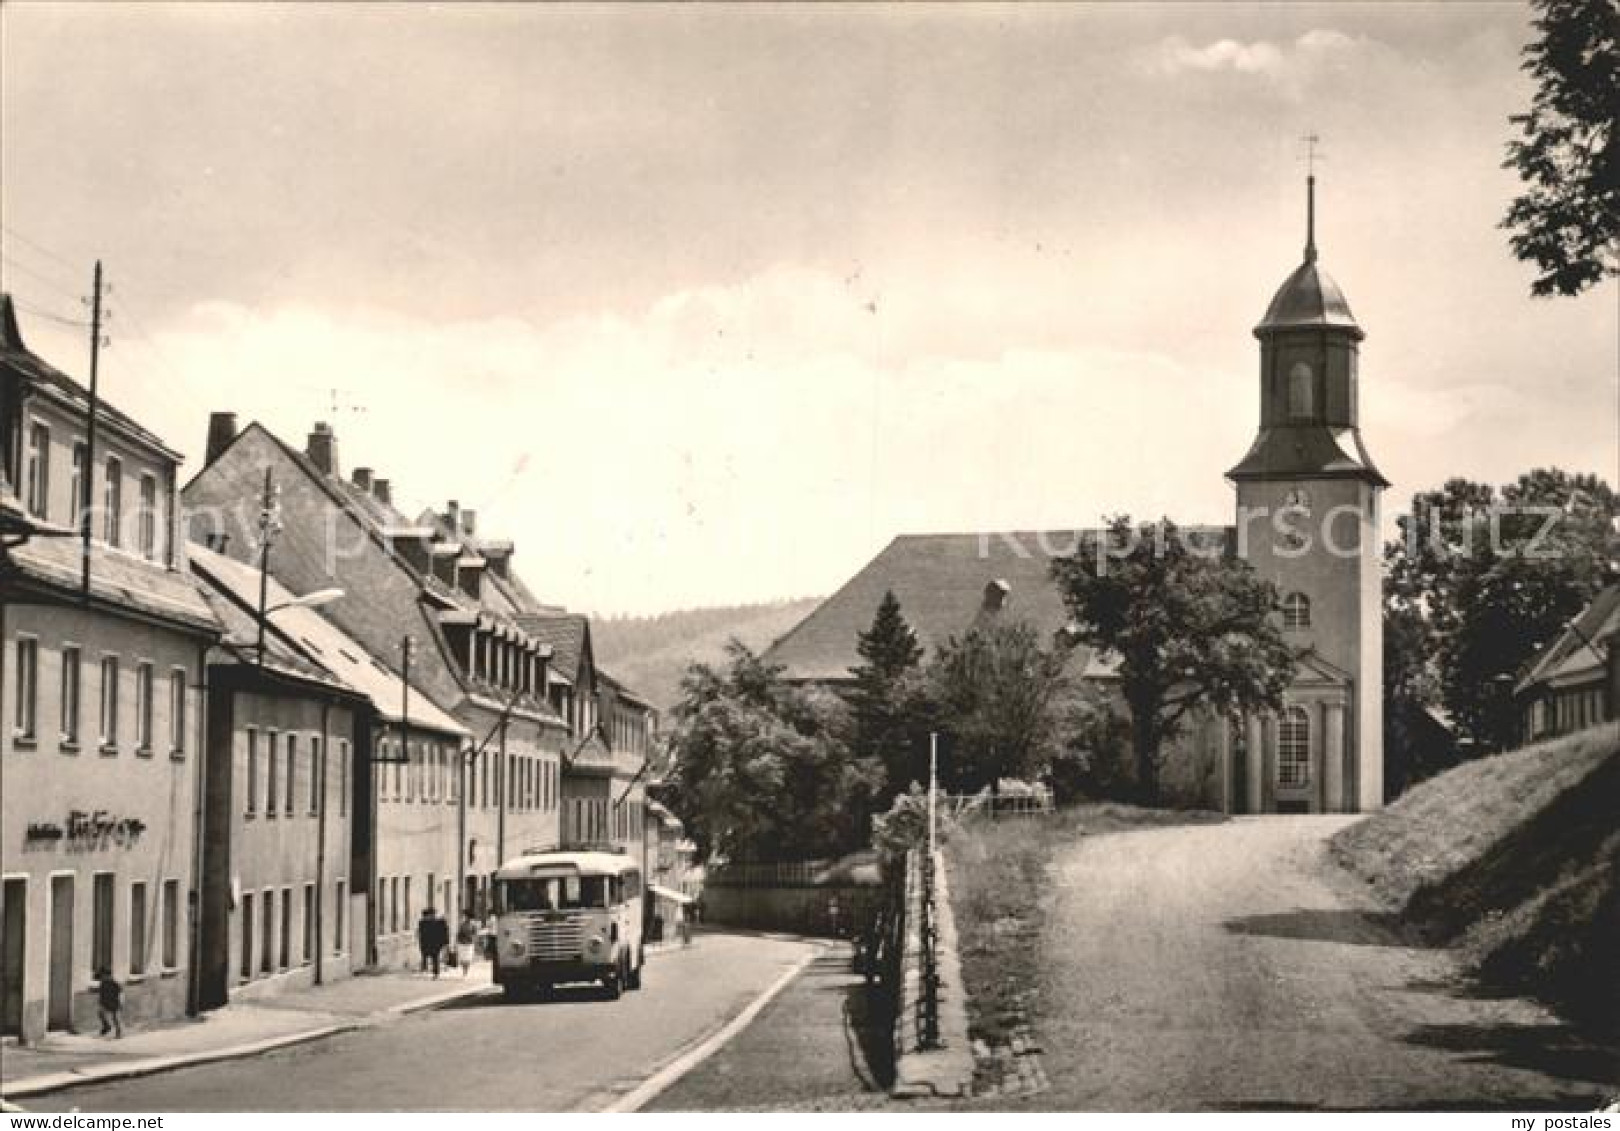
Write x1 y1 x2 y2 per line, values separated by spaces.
1147 29 1370 88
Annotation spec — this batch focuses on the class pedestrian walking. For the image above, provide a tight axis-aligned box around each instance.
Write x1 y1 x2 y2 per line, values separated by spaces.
455 910 477 976
94 967 123 1038
418 907 449 978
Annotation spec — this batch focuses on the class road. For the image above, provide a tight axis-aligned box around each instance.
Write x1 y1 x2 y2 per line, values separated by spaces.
26 933 816 1112
1035 816 1618 1111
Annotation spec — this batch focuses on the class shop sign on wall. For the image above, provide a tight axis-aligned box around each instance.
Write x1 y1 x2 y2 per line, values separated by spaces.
24 810 147 851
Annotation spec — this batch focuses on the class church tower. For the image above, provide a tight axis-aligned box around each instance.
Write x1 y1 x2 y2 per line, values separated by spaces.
1227 175 1386 813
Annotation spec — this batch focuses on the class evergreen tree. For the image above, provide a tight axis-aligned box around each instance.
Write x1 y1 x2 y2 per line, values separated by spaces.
845 590 927 797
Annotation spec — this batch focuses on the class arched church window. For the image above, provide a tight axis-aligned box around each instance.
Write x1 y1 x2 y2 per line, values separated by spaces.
1287 362 1315 419
1282 592 1311 629
1278 706 1310 787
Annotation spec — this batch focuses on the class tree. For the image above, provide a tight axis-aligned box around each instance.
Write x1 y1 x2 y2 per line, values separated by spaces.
1385 469 1619 755
925 620 1071 795
664 641 880 862
1502 0 1619 297
844 590 928 798
1051 517 1295 805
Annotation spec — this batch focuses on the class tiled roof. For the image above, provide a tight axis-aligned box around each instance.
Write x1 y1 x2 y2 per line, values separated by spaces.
518 613 590 681
1516 583 1620 694
7 531 220 635
1 294 183 461
190 541 467 737
762 529 1223 683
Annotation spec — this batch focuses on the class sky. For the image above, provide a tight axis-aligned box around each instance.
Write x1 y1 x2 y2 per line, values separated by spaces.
2 3 1615 615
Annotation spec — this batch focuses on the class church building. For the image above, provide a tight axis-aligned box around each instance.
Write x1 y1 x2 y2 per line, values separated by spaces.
765 177 1386 814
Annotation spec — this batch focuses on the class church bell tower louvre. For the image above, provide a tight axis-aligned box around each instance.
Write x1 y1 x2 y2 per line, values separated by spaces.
1224 173 1386 816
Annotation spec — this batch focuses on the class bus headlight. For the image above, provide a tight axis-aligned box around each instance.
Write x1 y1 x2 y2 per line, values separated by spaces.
508 937 526 955
586 934 606 954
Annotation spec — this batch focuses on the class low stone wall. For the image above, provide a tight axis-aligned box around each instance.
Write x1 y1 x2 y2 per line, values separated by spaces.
891 849 973 1099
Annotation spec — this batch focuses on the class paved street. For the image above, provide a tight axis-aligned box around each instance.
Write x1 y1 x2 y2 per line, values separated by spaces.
1034 817 1618 1111
23 933 816 1112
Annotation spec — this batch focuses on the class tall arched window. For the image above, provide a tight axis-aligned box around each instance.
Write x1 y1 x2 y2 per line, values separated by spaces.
1287 361 1315 419
1282 592 1311 629
1278 706 1310 787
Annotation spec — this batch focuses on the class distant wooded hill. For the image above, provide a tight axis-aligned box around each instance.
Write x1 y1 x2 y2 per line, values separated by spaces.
592 598 823 711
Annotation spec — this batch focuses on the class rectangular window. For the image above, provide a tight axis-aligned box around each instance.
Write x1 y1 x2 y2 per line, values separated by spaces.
241 892 255 979
26 421 50 518
245 728 259 814
69 442 87 529
138 475 158 560
60 645 81 746
169 669 186 756
261 890 274 973
404 877 412 927
334 880 346 953
102 456 122 547
99 656 119 749
130 882 148 976
285 734 297 815
134 663 154 753
339 740 349 816
390 877 400 934
162 879 179 969
13 636 37 740
267 732 279 816
309 736 321 814
302 884 314 965
93 872 114 975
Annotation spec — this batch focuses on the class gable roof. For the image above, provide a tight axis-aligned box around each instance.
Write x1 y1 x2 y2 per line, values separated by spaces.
518 612 592 682
766 530 1109 682
1516 583 1620 695
2 293 183 462
190 541 467 737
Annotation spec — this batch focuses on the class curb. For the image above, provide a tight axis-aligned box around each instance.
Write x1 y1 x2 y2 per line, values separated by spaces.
600 941 827 1113
0 978 492 1102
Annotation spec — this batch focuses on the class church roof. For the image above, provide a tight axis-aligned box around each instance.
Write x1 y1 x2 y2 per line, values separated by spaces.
1226 423 1389 486
763 529 1230 683
1254 258 1363 339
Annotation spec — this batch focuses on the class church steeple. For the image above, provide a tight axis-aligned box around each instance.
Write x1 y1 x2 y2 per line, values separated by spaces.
1227 173 1386 486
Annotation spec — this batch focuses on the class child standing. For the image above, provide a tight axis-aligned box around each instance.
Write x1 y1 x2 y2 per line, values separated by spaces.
94 967 123 1038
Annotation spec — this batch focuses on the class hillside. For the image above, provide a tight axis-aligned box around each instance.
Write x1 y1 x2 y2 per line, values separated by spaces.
593 598 823 710
1330 722 1620 1036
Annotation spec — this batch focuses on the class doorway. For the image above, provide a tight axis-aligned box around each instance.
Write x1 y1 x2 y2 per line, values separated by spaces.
2 878 25 1037
48 875 74 1031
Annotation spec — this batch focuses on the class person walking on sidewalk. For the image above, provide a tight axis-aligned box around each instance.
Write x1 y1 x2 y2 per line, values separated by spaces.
418 908 449 978
454 911 478 976
93 967 123 1038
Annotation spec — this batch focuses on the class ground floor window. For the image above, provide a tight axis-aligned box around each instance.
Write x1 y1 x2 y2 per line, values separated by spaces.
279 887 292 970
1278 706 1310 788
334 880 346 953
241 893 254 979
260 890 274 974
303 884 315 964
162 879 180 969
129 881 147 976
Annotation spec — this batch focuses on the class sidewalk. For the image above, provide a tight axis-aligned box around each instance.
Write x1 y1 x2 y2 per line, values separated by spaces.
645 941 896 1112
1 963 493 1102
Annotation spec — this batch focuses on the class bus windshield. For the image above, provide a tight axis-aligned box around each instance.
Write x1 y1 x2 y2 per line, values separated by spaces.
502 874 613 912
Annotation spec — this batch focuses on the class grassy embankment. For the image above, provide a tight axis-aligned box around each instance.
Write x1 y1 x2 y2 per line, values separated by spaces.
942 803 1225 1046
1331 721 1620 1037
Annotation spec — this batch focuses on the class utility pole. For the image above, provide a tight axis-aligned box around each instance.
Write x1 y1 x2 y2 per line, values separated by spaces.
79 261 104 601
254 469 277 664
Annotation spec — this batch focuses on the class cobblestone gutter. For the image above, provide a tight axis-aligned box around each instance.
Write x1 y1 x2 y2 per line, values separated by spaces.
891 849 973 1098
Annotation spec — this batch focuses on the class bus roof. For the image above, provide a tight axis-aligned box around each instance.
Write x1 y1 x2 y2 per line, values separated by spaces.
494 848 641 880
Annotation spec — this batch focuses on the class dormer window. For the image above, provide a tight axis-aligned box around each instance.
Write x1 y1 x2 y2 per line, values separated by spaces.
1287 362 1315 420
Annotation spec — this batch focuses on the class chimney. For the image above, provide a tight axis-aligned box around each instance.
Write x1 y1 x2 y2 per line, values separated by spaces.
205 412 238 466
306 422 339 477
444 499 460 534
352 467 373 493
460 509 477 538
982 578 1010 614
373 478 392 507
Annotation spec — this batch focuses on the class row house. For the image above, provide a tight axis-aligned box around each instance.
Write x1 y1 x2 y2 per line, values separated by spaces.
184 419 574 938
1515 583 1620 744
2 296 220 1043
188 541 469 986
643 799 700 940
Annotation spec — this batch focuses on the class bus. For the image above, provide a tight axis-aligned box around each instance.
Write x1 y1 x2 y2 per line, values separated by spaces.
491 847 645 1001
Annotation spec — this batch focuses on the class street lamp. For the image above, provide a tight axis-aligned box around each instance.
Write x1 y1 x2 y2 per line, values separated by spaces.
266 588 345 615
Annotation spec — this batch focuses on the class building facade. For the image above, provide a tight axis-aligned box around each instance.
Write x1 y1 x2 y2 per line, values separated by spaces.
2 296 220 1043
